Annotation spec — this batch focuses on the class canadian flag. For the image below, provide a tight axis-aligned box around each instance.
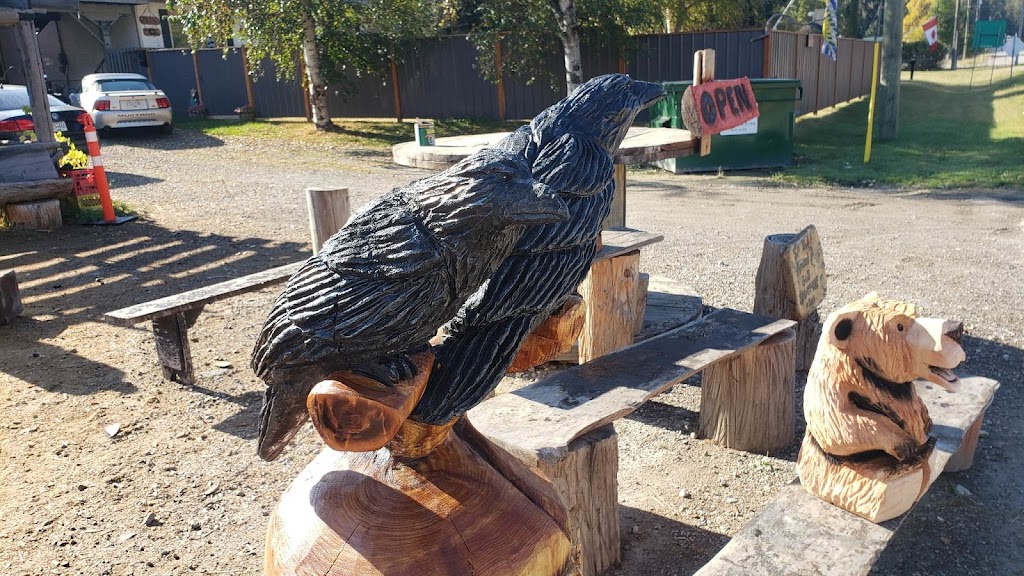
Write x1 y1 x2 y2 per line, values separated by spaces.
923 17 939 51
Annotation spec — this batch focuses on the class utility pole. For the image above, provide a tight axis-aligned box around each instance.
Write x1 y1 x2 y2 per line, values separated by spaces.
876 0 904 141
963 0 972 59
952 0 961 69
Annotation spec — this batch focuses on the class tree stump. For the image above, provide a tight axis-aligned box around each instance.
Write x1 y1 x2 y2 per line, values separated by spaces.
265 419 574 576
753 226 826 371
578 250 640 363
305 187 350 255
699 328 796 453
1 269 23 325
3 199 62 230
536 425 619 576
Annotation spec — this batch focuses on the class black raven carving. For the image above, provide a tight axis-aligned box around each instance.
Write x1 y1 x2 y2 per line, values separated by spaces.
412 74 666 423
251 149 569 461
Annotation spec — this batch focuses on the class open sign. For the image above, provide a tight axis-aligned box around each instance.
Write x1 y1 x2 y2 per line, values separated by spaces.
682 77 759 138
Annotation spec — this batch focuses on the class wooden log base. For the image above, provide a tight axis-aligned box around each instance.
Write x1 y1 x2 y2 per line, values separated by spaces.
794 311 822 372
265 419 573 576
753 226 826 322
509 295 586 373
0 269 23 325
536 424 619 576
4 199 62 231
578 250 640 363
796 433 941 524
307 350 433 454
699 328 796 453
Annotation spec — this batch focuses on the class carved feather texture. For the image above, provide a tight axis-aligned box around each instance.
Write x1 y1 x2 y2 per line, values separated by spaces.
413 74 666 424
251 149 568 460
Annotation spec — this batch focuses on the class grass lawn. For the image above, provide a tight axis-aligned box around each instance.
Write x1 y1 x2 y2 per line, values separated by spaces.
177 117 526 150
776 67 1024 189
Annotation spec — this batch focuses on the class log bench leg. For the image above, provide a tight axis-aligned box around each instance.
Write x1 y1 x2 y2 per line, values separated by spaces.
152 307 203 386
699 328 796 454
945 410 986 472
578 250 641 364
537 425 619 576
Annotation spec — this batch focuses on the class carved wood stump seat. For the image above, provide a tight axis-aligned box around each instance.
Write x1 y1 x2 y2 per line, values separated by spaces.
264 418 574 576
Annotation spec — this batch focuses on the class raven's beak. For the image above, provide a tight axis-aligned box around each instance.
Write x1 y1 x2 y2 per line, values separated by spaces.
634 80 666 109
512 182 569 224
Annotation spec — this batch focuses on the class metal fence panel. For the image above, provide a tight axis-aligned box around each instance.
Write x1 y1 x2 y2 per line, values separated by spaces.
197 48 248 116
148 49 197 118
398 37 498 119
327 68 395 118
251 59 306 118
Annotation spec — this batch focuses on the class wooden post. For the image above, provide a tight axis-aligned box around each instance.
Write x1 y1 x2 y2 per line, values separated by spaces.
3 199 61 230
536 425 619 576
191 50 204 107
15 19 55 144
601 164 626 229
0 269 23 325
241 47 257 114
495 35 506 121
578 250 640 363
699 328 796 453
753 226 826 371
693 49 715 157
763 31 773 77
390 57 402 122
305 187 350 255
632 272 649 337
876 0 905 140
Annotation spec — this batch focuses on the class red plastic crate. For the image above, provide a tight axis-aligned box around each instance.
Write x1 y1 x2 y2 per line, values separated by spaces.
70 169 100 208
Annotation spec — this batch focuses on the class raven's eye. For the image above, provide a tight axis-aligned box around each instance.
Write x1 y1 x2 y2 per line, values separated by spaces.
501 173 512 183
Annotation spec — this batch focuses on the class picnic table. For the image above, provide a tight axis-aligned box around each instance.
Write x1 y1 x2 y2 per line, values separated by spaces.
392 126 695 228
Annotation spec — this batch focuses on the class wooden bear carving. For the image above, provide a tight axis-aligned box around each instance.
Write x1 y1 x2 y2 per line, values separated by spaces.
797 292 965 522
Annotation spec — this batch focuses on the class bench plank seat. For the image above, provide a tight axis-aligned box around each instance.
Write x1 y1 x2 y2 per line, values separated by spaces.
104 261 305 326
695 376 999 576
468 308 795 466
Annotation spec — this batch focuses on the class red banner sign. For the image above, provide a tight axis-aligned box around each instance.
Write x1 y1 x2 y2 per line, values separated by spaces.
683 77 760 137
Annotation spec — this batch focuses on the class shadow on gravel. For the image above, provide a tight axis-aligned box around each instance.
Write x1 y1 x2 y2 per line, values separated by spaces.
610 506 728 576
0 220 307 395
106 171 164 188
97 126 225 151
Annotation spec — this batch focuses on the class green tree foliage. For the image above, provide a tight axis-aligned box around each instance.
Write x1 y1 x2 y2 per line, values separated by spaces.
904 0 934 42
167 0 439 127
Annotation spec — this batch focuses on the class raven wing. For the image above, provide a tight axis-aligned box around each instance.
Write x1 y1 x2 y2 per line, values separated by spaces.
252 195 449 379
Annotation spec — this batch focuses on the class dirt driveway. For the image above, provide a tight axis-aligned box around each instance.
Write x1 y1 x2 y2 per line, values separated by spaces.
1 129 1022 576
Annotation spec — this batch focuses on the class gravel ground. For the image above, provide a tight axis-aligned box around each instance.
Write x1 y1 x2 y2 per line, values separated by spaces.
0 128 1021 576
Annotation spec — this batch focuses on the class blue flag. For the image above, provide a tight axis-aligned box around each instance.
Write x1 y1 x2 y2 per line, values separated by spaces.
822 0 838 60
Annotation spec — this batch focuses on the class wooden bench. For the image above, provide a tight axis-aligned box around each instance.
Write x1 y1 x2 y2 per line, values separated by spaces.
103 228 663 388
695 375 999 576
103 261 304 385
469 308 797 576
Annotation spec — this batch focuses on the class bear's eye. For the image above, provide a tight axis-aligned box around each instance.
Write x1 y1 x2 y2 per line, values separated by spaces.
897 323 904 332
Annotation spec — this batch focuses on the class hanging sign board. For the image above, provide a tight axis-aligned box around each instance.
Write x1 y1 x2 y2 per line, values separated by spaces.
681 77 759 138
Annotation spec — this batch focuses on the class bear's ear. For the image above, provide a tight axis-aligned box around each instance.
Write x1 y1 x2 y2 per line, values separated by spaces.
826 310 859 349
862 291 881 304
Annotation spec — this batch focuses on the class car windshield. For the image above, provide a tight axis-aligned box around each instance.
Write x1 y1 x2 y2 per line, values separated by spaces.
96 79 157 92
0 88 67 111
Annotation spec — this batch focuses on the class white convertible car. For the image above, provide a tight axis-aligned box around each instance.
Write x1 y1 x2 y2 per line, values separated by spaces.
79 73 173 134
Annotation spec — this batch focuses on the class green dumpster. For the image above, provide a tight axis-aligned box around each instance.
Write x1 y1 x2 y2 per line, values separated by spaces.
648 78 802 173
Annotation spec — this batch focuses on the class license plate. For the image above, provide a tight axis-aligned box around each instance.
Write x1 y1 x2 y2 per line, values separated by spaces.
54 121 67 132
122 100 147 110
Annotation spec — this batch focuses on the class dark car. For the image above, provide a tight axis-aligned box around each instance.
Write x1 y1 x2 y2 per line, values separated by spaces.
0 84 89 144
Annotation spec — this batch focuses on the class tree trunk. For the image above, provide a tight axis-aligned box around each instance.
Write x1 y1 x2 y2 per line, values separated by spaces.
300 2 333 131
876 0 904 141
549 0 583 94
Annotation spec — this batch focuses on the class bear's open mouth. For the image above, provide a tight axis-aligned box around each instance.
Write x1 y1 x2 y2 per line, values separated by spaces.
929 365 958 383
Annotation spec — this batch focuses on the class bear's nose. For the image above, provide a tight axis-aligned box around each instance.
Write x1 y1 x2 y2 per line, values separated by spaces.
944 321 964 344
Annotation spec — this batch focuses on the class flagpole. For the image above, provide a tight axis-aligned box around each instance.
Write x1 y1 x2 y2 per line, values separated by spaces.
864 42 881 164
